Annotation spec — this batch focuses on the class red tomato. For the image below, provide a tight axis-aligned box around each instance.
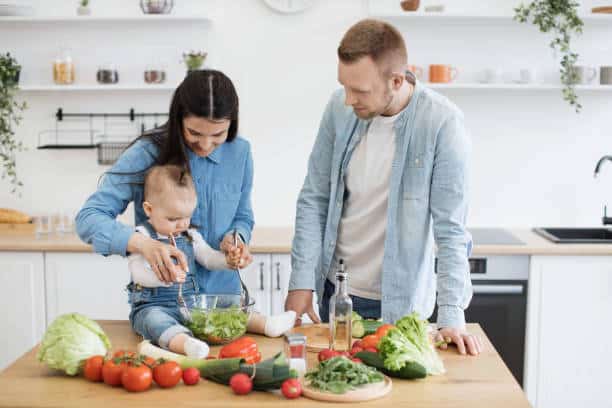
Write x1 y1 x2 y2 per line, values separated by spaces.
318 349 340 362
281 378 302 399
122 364 152 392
364 347 378 353
350 346 363 356
352 340 363 349
113 350 136 359
143 356 157 368
83 355 105 382
375 324 396 338
152 361 182 388
361 334 380 350
182 367 200 385
102 359 124 386
229 373 253 395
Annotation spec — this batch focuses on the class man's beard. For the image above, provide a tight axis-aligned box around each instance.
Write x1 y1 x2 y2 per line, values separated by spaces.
354 90 394 119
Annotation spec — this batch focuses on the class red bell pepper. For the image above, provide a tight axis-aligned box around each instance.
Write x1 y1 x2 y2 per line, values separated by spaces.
219 337 261 364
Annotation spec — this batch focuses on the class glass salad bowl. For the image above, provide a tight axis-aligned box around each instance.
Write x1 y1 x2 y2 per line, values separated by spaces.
185 294 254 345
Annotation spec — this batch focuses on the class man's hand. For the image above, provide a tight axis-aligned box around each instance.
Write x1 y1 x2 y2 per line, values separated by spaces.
220 233 253 268
434 327 482 356
285 290 320 326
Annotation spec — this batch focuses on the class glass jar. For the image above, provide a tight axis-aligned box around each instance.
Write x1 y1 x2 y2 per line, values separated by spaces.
144 65 166 84
284 333 307 377
96 64 119 84
53 49 75 85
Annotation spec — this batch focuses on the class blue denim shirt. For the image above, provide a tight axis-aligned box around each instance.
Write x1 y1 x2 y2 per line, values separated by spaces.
290 80 473 328
76 136 254 295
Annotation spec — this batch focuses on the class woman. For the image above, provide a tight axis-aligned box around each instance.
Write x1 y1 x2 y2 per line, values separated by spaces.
76 70 254 295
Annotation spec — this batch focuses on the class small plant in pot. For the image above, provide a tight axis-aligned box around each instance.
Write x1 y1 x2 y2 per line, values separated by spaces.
182 51 207 73
77 0 91 16
514 0 584 112
0 53 26 194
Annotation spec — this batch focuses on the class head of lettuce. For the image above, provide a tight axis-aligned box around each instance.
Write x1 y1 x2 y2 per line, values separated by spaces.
37 313 111 375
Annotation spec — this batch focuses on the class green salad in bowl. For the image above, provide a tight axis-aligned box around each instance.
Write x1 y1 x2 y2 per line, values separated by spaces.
186 294 254 345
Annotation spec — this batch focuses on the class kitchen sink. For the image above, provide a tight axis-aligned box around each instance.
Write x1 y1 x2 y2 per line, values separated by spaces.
533 227 612 243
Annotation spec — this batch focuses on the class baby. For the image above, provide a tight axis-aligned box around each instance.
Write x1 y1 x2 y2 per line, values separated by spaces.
127 164 296 358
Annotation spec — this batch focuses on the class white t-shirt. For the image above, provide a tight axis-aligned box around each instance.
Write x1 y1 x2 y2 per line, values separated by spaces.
329 111 401 300
128 226 229 288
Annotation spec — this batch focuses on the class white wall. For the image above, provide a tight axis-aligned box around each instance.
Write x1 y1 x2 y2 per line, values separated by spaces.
1 0 612 229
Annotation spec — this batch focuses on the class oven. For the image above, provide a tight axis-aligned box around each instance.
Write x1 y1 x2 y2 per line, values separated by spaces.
433 255 528 386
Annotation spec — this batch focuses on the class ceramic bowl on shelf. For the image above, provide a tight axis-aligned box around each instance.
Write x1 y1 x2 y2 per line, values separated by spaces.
140 0 174 14
400 0 420 11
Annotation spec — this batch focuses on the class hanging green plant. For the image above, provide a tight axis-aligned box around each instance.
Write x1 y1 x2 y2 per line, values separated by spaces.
514 0 584 112
0 52 27 194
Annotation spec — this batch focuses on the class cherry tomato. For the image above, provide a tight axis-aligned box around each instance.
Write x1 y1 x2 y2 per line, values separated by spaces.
102 359 125 386
361 334 381 350
113 350 136 359
281 378 302 399
352 340 363 349
350 346 363 356
375 324 396 339
122 363 152 392
318 349 340 362
182 367 200 385
229 373 253 395
83 355 104 382
153 361 182 388
143 356 157 368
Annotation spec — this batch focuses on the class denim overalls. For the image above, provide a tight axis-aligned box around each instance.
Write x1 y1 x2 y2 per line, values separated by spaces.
128 221 200 348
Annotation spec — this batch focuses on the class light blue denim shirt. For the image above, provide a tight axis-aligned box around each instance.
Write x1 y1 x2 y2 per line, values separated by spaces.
76 135 254 294
290 80 473 328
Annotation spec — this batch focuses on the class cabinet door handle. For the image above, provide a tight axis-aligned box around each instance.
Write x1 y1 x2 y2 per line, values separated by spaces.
275 262 281 290
259 262 264 291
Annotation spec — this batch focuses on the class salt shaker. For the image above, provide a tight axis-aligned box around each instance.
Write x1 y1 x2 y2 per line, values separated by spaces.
284 333 307 377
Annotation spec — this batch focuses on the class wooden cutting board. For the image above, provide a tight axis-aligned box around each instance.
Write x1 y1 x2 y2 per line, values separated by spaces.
288 324 331 352
302 376 392 402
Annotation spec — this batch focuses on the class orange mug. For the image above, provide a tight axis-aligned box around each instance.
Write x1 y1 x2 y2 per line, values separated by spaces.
429 64 458 83
407 65 424 80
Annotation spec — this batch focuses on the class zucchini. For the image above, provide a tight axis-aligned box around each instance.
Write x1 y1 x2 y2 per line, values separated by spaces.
354 351 426 379
352 320 385 338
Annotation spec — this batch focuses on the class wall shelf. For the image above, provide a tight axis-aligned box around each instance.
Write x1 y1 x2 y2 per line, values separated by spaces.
18 84 178 92
367 11 612 25
426 83 612 91
0 15 211 24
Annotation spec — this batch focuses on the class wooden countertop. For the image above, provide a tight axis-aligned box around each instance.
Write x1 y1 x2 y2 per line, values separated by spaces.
2 224 612 255
0 321 530 408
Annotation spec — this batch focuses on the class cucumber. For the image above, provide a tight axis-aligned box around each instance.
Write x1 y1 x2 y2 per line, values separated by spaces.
352 320 384 338
354 351 426 379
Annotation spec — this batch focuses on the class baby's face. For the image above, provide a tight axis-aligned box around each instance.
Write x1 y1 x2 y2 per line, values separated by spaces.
145 194 196 237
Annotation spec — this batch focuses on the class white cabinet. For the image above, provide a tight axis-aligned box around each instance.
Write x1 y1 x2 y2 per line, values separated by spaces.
0 252 46 371
270 254 291 315
45 253 130 323
525 256 612 408
239 254 271 316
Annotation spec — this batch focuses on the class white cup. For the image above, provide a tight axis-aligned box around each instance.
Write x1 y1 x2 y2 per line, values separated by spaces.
479 68 502 83
517 68 537 84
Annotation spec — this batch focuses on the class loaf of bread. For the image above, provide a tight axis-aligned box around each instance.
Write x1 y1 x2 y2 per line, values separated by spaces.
0 208 32 224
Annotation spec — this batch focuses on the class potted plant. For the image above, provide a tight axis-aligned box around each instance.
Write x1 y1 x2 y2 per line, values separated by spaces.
77 0 91 16
182 51 207 73
0 53 26 194
514 0 584 112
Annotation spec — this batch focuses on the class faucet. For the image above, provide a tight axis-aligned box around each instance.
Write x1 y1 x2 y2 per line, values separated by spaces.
594 155 612 225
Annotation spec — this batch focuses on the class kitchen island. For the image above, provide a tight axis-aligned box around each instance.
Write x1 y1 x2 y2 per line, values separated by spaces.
0 321 530 407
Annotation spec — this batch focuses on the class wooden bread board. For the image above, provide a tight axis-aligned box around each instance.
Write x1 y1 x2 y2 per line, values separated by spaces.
302 376 392 402
592 6 612 13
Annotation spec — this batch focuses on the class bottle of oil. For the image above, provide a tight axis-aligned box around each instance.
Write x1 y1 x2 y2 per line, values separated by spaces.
329 259 352 351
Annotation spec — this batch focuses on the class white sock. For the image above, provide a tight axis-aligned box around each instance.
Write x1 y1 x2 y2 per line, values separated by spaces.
264 310 297 337
184 336 210 359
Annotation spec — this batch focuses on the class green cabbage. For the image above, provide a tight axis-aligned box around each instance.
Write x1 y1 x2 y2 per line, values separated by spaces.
37 313 111 375
394 312 445 375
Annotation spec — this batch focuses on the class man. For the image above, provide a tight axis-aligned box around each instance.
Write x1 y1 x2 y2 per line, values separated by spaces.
285 19 481 355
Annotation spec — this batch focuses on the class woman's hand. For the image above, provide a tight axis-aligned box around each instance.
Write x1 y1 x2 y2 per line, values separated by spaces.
128 233 188 283
220 233 253 269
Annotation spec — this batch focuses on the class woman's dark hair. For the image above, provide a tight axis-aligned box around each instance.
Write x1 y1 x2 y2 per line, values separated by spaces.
144 69 239 167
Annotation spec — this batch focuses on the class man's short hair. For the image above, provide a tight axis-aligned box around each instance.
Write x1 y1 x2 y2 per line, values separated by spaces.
144 164 196 203
337 19 408 76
